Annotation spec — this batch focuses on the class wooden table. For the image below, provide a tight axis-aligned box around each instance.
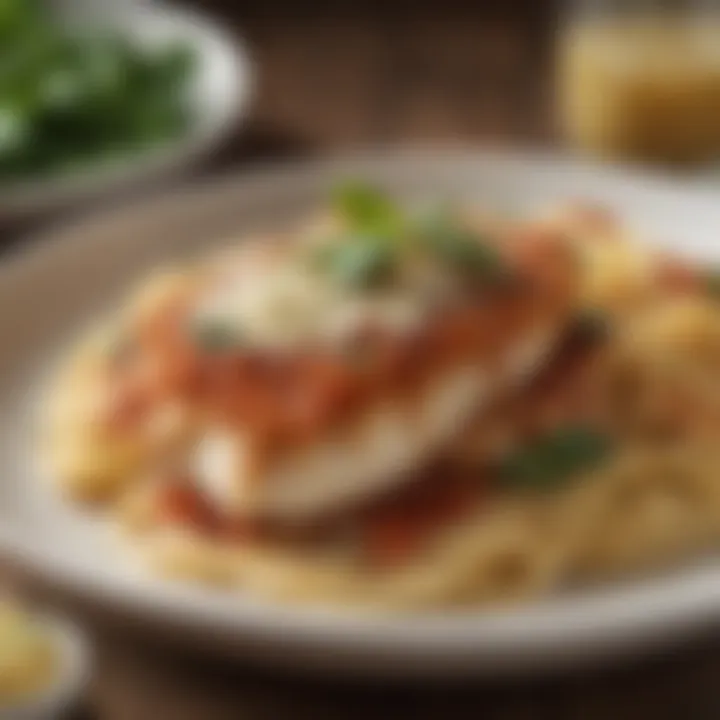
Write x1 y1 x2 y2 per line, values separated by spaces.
202 0 557 162
8 2 720 717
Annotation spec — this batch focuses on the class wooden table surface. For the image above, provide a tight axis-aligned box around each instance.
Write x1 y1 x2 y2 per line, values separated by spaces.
7 3 720 718
203 0 556 162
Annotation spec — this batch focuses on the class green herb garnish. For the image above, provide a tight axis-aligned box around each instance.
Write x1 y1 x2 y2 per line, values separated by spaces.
498 426 612 491
322 183 508 289
312 182 404 289
314 236 395 289
332 181 403 237
416 210 505 283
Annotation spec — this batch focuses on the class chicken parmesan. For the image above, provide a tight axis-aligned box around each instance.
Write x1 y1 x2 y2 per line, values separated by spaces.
43 184 720 608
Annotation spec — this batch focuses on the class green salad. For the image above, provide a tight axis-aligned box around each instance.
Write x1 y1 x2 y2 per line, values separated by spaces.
0 0 197 180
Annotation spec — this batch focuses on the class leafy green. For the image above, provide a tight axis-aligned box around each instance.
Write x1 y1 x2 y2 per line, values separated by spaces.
0 0 44 45
0 3 197 180
316 182 404 288
498 426 612 491
331 181 403 237
314 235 395 289
416 210 505 283
322 184 507 290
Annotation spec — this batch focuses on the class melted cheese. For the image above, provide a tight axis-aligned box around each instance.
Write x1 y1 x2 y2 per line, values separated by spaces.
193 245 437 350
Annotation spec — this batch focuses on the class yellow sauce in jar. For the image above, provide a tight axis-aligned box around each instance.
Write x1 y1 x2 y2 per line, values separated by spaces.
558 18 720 165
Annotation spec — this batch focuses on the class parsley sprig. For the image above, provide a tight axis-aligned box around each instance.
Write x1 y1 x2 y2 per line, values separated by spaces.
415 209 504 283
498 426 612 491
318 181 507 289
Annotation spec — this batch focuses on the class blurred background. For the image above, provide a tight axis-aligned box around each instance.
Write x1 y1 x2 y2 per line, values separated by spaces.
4 0 720 717
3 0 720 225
4 0 720 224
210 0 554 153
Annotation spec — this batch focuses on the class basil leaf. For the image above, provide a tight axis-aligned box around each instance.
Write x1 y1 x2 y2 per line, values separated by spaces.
416 211 505 282
498 426 612 491
315 236 395 289
332 181 402 237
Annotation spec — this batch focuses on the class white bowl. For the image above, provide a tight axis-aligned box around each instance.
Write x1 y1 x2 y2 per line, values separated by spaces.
0 611 89 718
0 1 252 219
2 149 720 679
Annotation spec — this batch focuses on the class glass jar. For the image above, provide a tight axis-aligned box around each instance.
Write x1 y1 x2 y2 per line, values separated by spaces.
557 0 720 166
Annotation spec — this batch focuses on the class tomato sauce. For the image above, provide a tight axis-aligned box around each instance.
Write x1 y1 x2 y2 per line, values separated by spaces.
146 319 604 568
104 231 576 455
152 460 487 568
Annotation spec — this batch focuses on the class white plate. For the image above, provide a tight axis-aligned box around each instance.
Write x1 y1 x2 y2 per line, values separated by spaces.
2 150 720 679
0 1 252 219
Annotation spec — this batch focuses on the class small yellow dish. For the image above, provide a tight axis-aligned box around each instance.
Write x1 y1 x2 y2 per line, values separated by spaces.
0 601 89 716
